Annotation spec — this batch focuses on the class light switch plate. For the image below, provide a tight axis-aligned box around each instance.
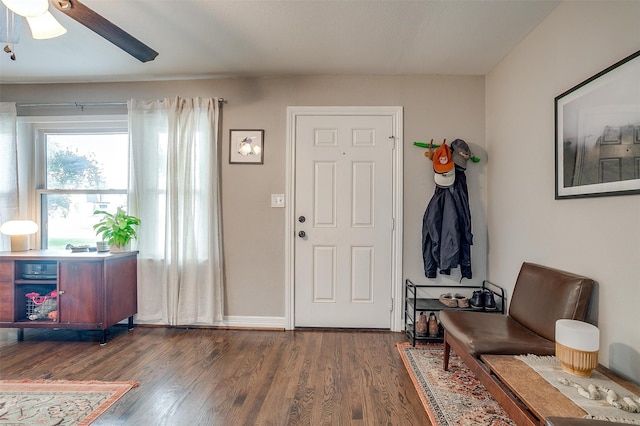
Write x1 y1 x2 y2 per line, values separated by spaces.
271 194 285 208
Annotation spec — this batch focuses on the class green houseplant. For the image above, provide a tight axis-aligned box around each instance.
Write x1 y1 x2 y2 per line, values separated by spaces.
93 207 141 252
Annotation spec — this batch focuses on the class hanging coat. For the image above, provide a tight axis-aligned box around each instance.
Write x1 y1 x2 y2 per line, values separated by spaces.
422 166 473 279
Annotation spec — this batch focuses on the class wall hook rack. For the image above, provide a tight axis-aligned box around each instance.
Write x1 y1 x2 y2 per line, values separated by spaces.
413 140 481 163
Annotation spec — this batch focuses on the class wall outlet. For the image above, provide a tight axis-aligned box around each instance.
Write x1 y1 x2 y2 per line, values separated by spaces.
271 194 285 208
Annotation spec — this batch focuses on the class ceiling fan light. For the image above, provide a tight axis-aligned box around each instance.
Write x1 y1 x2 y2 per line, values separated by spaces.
26 11 67 39
1 0 48 18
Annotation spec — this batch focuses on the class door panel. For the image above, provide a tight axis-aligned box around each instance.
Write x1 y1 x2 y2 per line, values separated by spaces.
313 246 336 302
314 162 336 226
294 114 394 328
351 246 374 302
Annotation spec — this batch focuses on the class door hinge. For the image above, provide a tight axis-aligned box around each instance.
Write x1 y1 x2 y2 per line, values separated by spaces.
391 217 395 230
390 297 394 311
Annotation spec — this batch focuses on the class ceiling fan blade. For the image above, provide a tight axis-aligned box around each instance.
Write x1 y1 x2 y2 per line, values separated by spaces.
50 0 158 62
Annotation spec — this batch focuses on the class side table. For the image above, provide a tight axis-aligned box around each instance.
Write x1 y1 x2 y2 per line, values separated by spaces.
480 355 640 426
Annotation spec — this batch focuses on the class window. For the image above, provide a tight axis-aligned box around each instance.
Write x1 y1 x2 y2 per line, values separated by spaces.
31 117 129 250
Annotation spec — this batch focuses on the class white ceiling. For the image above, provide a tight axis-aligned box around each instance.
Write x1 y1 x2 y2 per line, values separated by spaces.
0 0 559 84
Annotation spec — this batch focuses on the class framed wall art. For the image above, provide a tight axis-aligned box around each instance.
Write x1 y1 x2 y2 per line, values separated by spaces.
555 49 640 199
229 129 264 164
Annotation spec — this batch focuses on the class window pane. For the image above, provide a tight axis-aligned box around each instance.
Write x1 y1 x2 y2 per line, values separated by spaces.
46 133 128 190
42 193 127 250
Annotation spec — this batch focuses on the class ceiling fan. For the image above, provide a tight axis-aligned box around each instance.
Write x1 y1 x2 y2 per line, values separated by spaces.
2 0 158 62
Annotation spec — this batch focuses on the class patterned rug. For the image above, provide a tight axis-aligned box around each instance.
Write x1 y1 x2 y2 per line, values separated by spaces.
0 379 138 425
397 342 515 426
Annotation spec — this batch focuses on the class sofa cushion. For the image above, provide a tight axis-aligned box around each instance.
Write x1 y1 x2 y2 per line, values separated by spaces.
440 310 555 356
509 263 594 341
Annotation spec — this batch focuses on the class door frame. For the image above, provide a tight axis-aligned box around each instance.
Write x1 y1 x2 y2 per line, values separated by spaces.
284 106 404 331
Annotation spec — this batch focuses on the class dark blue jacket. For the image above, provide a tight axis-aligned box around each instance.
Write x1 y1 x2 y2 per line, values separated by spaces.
422 166 473 279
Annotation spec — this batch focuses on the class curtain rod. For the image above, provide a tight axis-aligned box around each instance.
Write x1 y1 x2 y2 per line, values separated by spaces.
16 98 227 108
17 102 126 108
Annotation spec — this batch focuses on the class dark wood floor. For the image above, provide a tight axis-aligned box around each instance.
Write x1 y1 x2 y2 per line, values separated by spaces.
0 326 431 425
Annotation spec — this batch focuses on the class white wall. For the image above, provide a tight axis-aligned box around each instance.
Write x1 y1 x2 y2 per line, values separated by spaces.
486 1 640 382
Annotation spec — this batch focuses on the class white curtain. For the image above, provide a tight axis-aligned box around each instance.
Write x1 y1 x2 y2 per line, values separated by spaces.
0 103 18 252
128 97 224 325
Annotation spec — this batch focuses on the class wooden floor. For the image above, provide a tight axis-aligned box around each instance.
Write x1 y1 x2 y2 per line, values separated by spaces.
0 326 431 425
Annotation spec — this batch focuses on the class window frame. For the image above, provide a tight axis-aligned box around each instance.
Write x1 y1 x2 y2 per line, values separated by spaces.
17 115 129 249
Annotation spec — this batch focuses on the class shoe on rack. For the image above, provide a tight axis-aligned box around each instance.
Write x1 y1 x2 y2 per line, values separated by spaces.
483 289 498 311
454 293 469 308
438 293 458 308
469 290 484 310
428 312 439 337
416 312 428 336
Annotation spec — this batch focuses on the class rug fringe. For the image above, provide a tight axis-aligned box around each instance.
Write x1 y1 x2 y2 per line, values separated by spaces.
1 379 139 387
585 415 640 425
397 343 439 425
0 379 138 426
515 354 561 367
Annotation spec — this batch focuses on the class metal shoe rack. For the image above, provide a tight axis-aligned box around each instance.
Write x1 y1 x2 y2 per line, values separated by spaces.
404 279 505 346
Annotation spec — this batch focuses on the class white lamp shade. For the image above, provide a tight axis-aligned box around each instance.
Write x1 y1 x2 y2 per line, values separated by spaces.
0 220 38 252
555 319 599 351
26 11 67 39
1 0 48 17
0 220 39 236
555 319 599 377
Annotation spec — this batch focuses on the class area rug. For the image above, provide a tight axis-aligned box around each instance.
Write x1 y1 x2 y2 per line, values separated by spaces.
0 379 138 425
397 342 515 426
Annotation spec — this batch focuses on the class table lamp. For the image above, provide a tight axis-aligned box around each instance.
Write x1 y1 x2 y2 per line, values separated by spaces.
0 220 39 251
555 319 599 377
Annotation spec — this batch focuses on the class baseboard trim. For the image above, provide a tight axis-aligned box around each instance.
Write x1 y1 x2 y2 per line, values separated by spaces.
219 315 286 330
130 315 286 330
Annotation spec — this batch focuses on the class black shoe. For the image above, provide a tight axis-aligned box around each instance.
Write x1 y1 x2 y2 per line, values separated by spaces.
483 289 498 311
469 290 484 310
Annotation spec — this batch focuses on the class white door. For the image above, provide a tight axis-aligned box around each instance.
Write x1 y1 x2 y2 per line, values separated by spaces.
294 113 395 328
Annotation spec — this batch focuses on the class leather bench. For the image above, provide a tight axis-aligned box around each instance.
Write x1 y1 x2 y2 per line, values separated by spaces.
440 262 594 368
439 262 594 424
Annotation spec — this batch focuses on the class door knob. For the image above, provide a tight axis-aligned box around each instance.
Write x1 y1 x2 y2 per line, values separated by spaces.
298 216 306 223
298 231 306 238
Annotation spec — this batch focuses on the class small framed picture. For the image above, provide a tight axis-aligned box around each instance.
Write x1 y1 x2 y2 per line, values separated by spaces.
229 129 264 164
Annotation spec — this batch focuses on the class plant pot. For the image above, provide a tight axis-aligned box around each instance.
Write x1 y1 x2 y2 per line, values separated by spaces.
109 242 130 253
96 241 110 252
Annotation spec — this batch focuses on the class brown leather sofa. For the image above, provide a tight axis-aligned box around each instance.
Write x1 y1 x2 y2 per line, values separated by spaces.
439 262 594 423
441 262 594 366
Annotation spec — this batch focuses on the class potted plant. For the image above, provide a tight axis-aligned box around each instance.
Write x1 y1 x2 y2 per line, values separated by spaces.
93 207 141 253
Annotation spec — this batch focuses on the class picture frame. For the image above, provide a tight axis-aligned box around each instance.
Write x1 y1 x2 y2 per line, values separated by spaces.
555 49 640 199
229 129 264 164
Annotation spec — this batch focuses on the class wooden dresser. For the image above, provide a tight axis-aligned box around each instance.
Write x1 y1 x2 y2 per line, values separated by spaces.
0 250 137 344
